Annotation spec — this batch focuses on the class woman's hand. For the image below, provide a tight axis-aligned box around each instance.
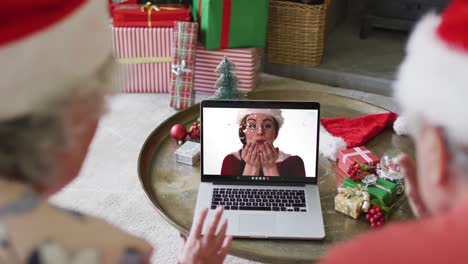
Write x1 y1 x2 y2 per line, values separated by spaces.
178 207 232 264
242 142 260 175
259 142 280 176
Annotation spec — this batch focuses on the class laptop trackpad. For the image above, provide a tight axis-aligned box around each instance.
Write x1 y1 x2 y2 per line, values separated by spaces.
239 214 276 234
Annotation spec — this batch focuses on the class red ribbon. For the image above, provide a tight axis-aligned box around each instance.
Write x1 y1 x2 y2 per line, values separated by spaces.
197 0 202 25
220 0 232 49
198 0 232 49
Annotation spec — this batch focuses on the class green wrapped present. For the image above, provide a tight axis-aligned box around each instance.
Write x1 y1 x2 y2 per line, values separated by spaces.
192 0 269 49
343 176 398 205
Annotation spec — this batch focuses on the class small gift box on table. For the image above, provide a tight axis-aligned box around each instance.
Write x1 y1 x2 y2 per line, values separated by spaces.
337 146 380 177
335 185 370 219
175 141 201 166
343 175 398 205
192 0 269 49
170 22 198 109
194 45 262 94
112 3 191 28
112 27 173 93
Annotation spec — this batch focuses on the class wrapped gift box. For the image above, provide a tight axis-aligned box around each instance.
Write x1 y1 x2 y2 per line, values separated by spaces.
343 177 398 205
109 0 137 15
335 185 370 219
337 146 380 177
194 45 262 94
113 4 191 28
175 141 201 166
192 0 269 49
169 22 198 109
112 27 173 93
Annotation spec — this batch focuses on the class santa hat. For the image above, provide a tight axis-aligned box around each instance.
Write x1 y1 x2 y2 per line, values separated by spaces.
0 1 112 121
393 0 468 145
237 109 284 128
320 113 398 160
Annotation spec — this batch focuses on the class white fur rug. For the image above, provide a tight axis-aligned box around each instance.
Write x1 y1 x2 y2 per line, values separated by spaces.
50 93 258 263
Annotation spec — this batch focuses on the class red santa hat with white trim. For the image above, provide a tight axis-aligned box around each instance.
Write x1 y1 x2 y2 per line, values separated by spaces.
393 0 468 146
319 112 398 160
0 1 112 121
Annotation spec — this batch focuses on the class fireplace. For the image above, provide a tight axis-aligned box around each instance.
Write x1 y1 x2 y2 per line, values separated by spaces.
360 0 449 39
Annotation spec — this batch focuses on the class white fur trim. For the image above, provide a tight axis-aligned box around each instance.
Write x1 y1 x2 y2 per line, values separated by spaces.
0 1 112 121
319 125 346 161
230 150 291 162
236 109 284 128
394 13 468 145
393 116 409 136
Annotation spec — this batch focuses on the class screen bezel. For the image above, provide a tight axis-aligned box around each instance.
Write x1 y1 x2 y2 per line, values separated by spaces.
200 100 320 185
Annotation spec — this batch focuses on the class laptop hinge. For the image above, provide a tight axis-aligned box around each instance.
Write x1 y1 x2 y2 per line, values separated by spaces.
212 181 306 187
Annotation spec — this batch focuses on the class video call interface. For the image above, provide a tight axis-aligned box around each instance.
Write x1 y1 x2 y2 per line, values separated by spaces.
202 107 319 180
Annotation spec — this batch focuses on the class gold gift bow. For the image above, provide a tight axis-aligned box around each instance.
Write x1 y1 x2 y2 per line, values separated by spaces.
141 2 185 27
116 57 172 64
338 185 370 213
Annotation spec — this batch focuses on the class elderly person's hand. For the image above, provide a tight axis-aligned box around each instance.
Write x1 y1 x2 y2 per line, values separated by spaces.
242 142 261 175
259 142 280 176
399 154 429 217
178 207 232 264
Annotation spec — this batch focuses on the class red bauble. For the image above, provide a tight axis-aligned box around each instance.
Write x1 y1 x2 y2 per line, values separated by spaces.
170 124 188 141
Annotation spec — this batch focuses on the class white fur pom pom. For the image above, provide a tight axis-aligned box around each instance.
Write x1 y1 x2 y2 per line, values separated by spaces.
319 125 347 160
393 116 409 136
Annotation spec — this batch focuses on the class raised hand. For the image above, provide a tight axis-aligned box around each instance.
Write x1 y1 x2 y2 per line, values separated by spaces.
241 142 260 175
399 154 429 218
259 142 280 176
178 207 232 264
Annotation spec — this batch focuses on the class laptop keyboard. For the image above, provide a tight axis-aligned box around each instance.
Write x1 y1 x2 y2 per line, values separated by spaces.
211 188 307 212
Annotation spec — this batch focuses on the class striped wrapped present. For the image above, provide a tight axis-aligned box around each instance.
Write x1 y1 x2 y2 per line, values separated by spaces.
194 45 262 94
112 27 173 93
170 22 198 109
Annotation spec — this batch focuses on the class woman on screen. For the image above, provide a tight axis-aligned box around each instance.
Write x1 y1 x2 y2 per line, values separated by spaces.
220 109 306 177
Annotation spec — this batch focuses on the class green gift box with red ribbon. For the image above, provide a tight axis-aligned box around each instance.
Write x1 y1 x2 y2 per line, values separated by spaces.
192 0 269 50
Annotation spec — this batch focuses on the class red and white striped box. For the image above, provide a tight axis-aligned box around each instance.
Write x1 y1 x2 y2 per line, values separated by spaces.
112 27 173 93
194 45 262 94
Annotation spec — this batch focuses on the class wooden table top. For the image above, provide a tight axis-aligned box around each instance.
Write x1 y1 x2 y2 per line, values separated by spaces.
138 77 414 263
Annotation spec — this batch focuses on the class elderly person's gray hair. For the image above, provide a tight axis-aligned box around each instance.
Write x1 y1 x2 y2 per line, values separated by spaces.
392 12 468 177
403 112 468 175
0 57 117 188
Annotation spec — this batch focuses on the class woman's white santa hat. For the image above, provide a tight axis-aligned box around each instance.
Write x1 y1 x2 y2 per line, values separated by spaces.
237 109 284 128
0 1 112 121
393 0 468 145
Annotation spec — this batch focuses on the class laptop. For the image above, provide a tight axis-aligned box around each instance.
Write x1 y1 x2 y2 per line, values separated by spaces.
193 100 325 239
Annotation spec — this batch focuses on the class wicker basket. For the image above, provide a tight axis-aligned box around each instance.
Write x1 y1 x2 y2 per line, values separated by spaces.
267 0 330 66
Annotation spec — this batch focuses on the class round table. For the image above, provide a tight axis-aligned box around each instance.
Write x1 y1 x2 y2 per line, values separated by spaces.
138 79 414 263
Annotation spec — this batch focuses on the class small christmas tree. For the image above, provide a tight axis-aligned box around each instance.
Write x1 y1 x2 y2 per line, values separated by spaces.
214 56 242 100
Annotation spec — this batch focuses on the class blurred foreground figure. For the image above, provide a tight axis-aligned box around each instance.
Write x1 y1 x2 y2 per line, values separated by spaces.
0 1 230 263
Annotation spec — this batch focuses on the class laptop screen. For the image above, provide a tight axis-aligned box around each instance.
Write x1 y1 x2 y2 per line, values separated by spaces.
201 100 320 184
